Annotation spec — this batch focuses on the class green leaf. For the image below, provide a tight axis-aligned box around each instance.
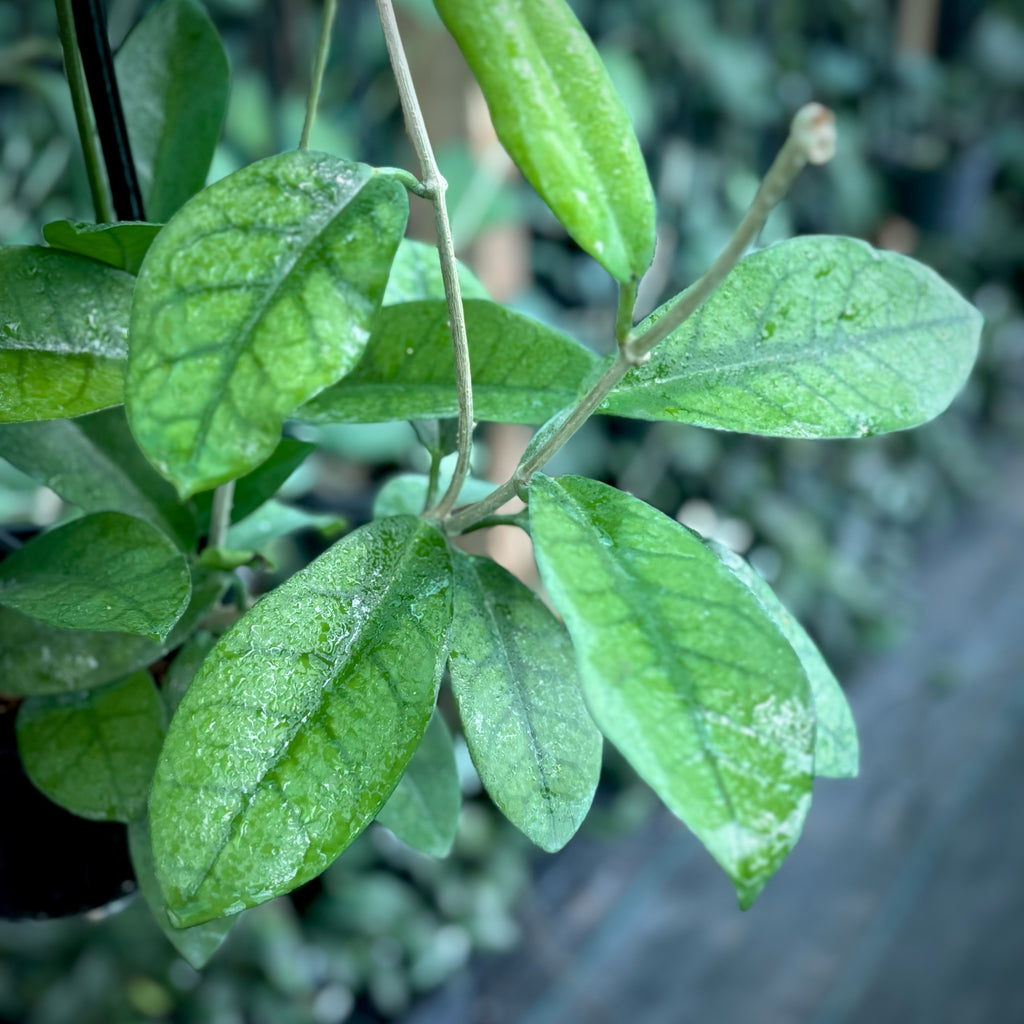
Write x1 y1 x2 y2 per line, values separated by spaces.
449 553 601 852
115 0 230 222
376 710 460 857
0 247 133 422
127 151 408 497
529 475 814 907
705 540 858 779
0 512 191 641
433 0 655 283
384 238 489 305
16 670 166 822
0 565 228 697
603 236 983 437
43 220 162 275
0 408 195 547
296 299 598 426
162 630 218 715
226 500 344 552
129 815 237 969
148 516 452 926
373 472 496 519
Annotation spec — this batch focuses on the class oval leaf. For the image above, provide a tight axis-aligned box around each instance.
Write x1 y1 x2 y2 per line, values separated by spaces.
296 299 598 426
0 512 191 641
706 540 858 779
449 553 601 852
43 220 162 275
115 0 230 222
0 247 133 422
149 516 452 927
16 670 166 822
384 238 489 305
529 475 815 907
373 473 496 520
377 710 461 858
604 236 983 437
433 0 655 282
127 151 408 497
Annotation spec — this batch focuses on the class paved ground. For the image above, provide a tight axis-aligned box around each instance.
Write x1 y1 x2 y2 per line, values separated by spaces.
404 471 1024 1024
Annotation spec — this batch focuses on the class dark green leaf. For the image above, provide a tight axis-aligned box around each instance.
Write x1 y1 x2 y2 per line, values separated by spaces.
127 151 408 497
0 247 133 422
706 540 858 779
529 475 814 907
449 553 601 851
296 299 598 426
162 630 218 715
376 710 460 857
373 473 496 519
384 238 489 305
43 220 162 275
0 565 228 697
149 516 452 926
603 236 983 437
128 816 237 968
16 670 166 822
433 0 655 283
115 0 230 222
0 408 195 547
0 512 190 640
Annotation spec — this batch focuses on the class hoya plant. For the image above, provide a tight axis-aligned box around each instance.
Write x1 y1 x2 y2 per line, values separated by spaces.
0 0 980 967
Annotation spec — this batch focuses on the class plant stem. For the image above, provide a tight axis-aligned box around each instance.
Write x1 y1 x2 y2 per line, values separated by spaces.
54 0 112 221
299 0 337 150
615 280 638 345
209 481 235 549
445 103 836 536
374 0 473 521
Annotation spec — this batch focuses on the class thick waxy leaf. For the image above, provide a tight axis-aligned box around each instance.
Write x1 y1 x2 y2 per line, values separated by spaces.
43 220 162 275
127 151 408 497
16 670 166 822
449 553 601 851
148 516 452 926
707 541 858 779
0 566 228 697
373 473 496 519
529 475 815 907
0 408 194 546
128 817 236 968
115 0 230 222
0 247 133 422
296 299 598 426
0 512 191 641
162 630 218 715
377 711 460 857
433 0 655 283
604 236 983 437
384 238 489 305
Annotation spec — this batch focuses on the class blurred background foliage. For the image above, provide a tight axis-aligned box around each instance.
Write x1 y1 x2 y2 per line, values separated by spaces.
0 0 1022 1020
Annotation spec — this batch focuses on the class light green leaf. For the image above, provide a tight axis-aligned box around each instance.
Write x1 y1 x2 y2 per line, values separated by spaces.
0 247 133 422
43 220 162 275
449 553 601 851
0 565 228 697
0 512 190 640
706 540 858 779
149 516 452 926
0 408 195 547
162 630 218 715
226 500 344 552
373 472 496 519
377 710 461 857
529 475 815 907
16 670 166 822
433 0 655 283
603 236 983 437
128 816 237 969
127 151 408 497
115 0 230 222
295 299 598 426
384 238 489 305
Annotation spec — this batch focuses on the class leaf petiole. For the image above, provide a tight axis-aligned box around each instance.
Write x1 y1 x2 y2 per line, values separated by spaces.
299 0 338 150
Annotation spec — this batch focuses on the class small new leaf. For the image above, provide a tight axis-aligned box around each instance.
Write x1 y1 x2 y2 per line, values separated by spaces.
530 475 815 907
127 151 408 497
148 516 452 926
42 220 162 275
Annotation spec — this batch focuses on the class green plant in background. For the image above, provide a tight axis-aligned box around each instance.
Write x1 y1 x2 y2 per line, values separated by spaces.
0 0 980 972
